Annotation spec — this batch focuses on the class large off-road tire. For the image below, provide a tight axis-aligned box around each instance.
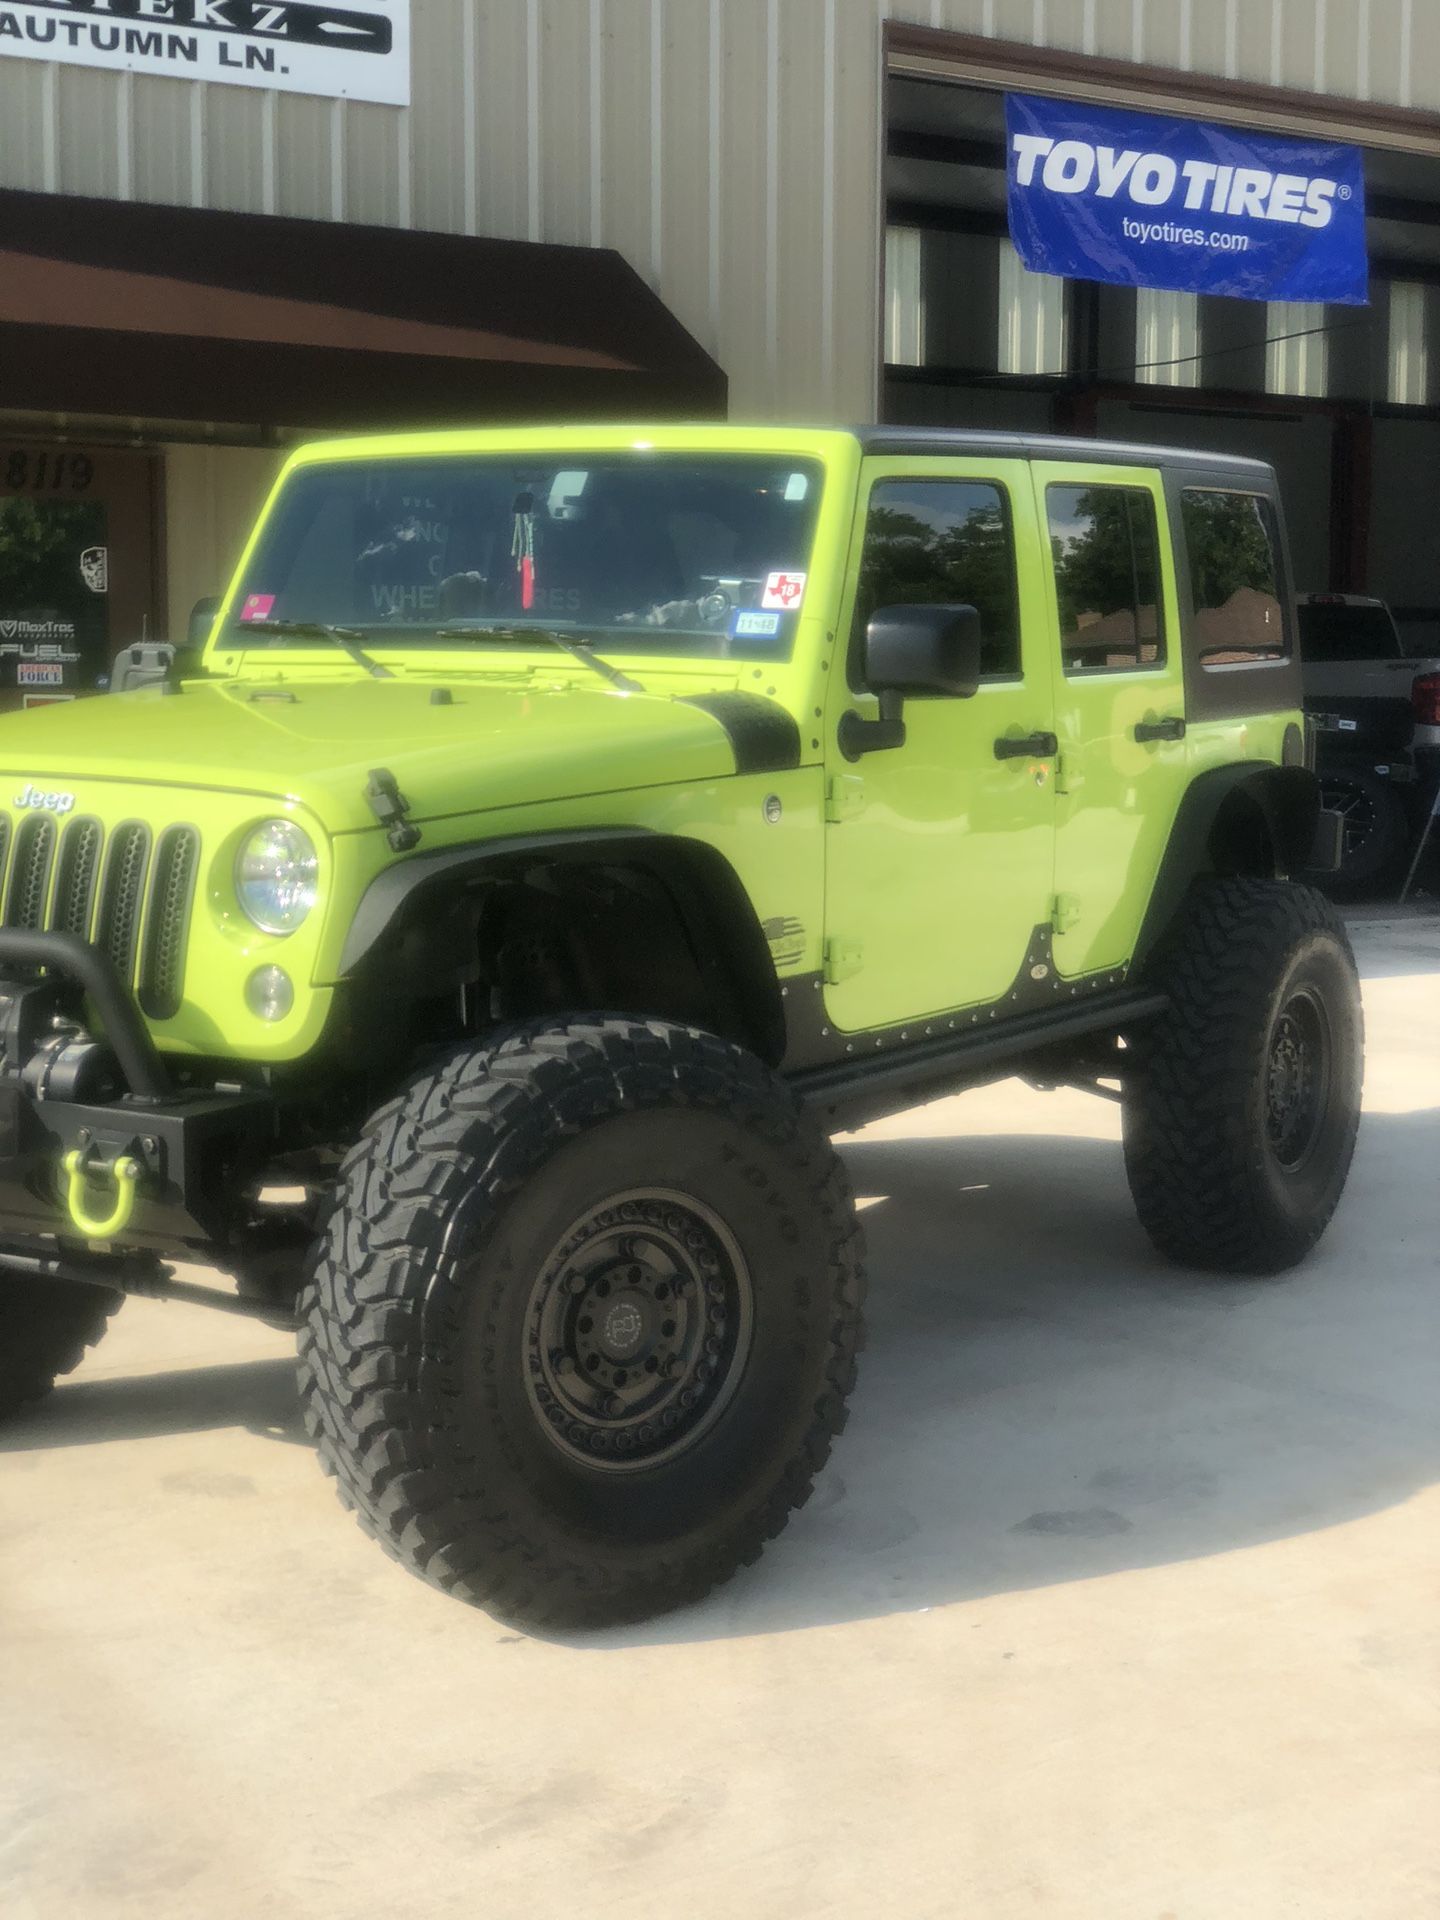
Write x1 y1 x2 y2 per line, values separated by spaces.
1123 879 1363 1275
0 1276 122 1419
297 1016 864 1629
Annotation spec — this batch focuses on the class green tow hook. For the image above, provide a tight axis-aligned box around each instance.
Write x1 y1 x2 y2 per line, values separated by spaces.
61 1149 142 1240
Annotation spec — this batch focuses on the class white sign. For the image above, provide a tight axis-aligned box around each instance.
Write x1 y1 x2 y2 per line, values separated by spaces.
0 1 410 106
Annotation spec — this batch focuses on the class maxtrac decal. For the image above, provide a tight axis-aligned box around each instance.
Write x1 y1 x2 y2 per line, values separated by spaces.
1005 93 1367 306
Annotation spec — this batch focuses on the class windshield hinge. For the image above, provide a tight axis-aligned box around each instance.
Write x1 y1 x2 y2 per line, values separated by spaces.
823 937 864 984
365 767 421 852
824 775 866 824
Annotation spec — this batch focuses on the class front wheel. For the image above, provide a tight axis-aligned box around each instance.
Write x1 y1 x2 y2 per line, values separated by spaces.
298 1017 865 1628
1123 879 1364 1274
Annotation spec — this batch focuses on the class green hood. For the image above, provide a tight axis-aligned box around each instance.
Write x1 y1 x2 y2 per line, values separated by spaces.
0 677 740 832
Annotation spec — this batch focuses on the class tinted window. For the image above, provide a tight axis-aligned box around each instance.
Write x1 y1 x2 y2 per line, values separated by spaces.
231 455 823 661
1046 485 1165 674
853 480 1021 681
1298 602 1403 663
1181 490 1286 666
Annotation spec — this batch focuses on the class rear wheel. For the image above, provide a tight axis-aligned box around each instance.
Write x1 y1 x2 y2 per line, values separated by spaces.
1123 879 1363 1274
297 1016 865 1628
0 1275 122 1419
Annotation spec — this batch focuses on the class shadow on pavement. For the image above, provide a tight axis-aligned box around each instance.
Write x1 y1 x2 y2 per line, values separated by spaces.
4 1108 1436 1645
0 1356 305 1452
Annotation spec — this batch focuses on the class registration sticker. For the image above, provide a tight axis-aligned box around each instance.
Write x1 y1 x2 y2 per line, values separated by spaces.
731 610 782 640
761 571 806 611
240 593 276 622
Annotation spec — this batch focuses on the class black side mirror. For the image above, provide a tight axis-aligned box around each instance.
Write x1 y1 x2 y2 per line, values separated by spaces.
840 604 984 759
188 595 222 649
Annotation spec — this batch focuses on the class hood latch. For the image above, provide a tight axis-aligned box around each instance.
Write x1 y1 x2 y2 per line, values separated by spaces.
365 767 422 852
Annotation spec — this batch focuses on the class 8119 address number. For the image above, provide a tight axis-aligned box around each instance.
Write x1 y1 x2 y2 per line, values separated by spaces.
3 450 95 492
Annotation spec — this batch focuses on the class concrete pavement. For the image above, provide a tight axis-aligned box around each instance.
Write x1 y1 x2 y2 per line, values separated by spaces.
2 915 1437 1919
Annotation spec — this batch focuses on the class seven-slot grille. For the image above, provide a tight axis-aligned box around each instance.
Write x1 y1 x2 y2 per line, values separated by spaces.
0 810 200 1020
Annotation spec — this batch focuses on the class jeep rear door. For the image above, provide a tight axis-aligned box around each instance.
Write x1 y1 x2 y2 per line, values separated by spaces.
1036 462 1189 979
820 458 1058 1031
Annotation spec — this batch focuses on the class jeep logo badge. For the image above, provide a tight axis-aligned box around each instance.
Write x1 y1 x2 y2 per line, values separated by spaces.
13 783 76 815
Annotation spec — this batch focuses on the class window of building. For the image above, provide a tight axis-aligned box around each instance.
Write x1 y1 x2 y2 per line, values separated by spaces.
885 226 926 368
997 239 1068 376
1266 301 1328 398
1180 489 1287 667
1045 484 1164 674
1135 287 1200 388
853 479 1021 683
1388 281 1430 406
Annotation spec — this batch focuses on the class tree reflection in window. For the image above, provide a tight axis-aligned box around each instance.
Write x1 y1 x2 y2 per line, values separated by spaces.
1181 490 1286 666
1047 484 1164 674
854 481 1021 682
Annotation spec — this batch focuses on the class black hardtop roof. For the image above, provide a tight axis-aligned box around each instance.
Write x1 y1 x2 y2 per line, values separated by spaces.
852 426 1274 482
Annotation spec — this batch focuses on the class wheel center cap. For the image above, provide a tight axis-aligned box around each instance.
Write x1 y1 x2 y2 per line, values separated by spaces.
597 1293 648 1359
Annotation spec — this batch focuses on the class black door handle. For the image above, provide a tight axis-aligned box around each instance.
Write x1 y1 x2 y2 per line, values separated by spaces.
1134 716 1186 743
994 730 1058 761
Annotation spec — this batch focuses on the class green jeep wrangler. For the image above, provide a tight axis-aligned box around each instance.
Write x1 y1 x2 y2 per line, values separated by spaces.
0 425 1361 1626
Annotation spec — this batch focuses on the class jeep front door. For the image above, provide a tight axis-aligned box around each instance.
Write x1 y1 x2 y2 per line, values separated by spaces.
1037 464 1189 978
822 461 1058 1033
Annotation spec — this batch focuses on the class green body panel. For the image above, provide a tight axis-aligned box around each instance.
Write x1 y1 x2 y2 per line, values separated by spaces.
821 457 1058 1031
0 422 1302 1073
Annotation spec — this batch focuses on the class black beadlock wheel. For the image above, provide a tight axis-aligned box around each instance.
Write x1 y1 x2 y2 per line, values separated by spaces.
297 1016 865 1629
0 1275 122 1420
1123 878 1364 1275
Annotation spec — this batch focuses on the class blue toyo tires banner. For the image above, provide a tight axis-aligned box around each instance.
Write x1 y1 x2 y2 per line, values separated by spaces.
1005 93 1368 305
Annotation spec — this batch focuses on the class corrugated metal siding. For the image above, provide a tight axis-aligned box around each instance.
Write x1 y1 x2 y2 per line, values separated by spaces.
0 1 1431 425
162 444 280 642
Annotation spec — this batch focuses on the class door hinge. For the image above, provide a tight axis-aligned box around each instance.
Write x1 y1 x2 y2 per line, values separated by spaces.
825 774 866 823
823 937 864 984
1053 750 1081 795
1051 893 1081 934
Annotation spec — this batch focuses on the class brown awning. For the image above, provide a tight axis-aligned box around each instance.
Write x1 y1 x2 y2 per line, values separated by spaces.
0 187 726 429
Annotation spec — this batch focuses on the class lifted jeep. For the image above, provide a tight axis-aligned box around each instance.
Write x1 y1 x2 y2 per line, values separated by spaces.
0 425 1361 1627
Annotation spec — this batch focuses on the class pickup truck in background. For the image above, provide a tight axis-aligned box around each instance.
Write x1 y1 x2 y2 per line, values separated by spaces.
1298 593 1440 895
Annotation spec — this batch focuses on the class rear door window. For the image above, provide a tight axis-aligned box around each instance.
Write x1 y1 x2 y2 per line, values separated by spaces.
1181 490 1287 666
1045 484 1165 674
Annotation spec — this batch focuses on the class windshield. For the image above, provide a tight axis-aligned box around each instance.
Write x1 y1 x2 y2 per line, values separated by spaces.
228 454 824 662
1298 602 1403 663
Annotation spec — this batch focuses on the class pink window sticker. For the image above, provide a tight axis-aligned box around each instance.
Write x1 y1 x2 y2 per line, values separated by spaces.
240 593 276 623
761 570 806 612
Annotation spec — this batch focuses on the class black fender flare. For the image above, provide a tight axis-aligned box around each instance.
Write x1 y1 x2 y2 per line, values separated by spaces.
336 827 787 1065
1132 763 1321 977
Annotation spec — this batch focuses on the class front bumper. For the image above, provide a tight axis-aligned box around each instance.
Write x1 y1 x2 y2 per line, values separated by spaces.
0 929 274 1251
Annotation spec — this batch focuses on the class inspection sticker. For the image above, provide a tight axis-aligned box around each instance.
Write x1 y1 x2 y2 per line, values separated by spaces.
731 610 782 639
240 594 276 622
761 571 806 611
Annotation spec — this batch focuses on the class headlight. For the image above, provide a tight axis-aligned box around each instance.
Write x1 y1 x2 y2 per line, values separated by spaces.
236 819 318 935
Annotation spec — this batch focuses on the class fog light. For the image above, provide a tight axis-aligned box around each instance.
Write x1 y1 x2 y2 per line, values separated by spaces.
246 965 294 1022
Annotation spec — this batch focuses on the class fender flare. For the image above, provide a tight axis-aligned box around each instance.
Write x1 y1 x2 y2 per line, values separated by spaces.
1132 762 1321 976
336 827 787 1065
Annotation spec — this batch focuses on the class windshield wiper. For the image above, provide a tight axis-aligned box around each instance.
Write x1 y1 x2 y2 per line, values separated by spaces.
433 624 644 694
240 619 393 680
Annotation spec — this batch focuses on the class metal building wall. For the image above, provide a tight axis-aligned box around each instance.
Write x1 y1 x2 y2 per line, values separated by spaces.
0 0 1429 426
